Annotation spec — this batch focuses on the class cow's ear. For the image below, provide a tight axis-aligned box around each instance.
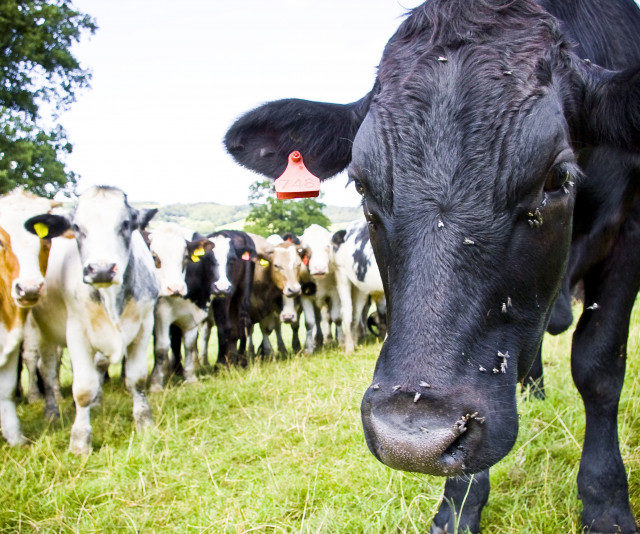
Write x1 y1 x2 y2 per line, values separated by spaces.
332 229 346 246
134 208 158 231
24 213 71 239
297 246 312 262
576 62 640 150
224 91 374 180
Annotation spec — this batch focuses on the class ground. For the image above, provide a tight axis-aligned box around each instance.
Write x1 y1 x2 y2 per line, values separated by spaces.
3 302 640 532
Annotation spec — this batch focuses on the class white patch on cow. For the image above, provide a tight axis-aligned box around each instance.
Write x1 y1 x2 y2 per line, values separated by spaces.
0 189 58 306
210 235 232 293
149 223 191 297
301 224 332 277
266 234 284 245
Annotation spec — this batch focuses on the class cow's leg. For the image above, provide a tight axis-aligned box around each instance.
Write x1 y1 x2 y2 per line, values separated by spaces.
352 289 369 345
274 318 287 354
199 312 213 367
521 346 545 400
214 301 231 367
0 345 26 445
290 318 301 353
335 271 355 353
571 240 640 533
329 291 344 344
22 343 42 404
125 315 154 431
67 326 100 455
301 297 317 354
182 327 199 384
149 316 170 393
38 343 62 419
259 321 274 356
431 470 490 534
319 304 331 344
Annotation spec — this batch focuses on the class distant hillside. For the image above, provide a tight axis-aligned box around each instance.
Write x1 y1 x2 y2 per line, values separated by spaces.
142 202 363 234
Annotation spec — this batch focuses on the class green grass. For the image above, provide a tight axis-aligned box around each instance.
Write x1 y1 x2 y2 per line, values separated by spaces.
4 300 640 532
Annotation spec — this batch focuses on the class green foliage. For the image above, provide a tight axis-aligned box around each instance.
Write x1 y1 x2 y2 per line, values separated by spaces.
244 179 332 237
0 0 96 195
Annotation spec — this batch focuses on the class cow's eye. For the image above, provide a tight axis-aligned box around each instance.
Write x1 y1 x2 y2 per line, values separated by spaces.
544 164 571 193
354 180 365 196
121 220 131 232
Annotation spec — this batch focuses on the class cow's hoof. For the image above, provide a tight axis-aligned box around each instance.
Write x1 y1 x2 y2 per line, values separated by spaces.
44 405 60 420
148 382 163 393
134 406 153 431
69 428 92 455
431 502 482 534
27 391 43 404
583 512 638 533
5 433 27 447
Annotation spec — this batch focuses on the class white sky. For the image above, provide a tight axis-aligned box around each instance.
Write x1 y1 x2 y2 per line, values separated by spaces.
61 0 423 206
61 0 640 206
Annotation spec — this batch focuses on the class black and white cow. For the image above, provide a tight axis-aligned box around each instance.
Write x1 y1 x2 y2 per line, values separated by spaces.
148 223 214 390
331 221 386 353
199 230 255 366
224 0 640 530
24 186 158 454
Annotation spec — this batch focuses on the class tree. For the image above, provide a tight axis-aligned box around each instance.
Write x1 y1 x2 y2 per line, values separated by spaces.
244 180 332 237
0 0 96 196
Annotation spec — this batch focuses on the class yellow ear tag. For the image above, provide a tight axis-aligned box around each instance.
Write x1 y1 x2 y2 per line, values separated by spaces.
33 222 49 239
190 247 205 263
259 258 270 267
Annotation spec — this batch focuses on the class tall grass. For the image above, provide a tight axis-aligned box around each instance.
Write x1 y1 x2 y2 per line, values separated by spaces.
2 302 640 532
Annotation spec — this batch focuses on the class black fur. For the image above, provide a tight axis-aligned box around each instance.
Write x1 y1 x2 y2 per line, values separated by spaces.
224 1 640 531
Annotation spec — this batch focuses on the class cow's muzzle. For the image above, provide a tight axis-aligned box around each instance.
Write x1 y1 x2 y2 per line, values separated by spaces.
12 279 45 307
83 263 118 287
361 384 487 477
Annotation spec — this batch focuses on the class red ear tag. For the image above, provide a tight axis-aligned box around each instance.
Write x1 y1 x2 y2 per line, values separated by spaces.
241 251 251 261
302 256 309 266
275 151 321 200
286 238 292 243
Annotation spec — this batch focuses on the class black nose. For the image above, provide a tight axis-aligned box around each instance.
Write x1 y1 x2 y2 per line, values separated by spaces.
361 384 486 477
212 286 232 297
83 263 117 285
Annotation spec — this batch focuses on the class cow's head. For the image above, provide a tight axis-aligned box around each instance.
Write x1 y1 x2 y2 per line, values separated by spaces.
267 241 308 298
300 224 332 278
208 230 254 297
0 189 70 307
224 0 640 476
31 186 157 288
149 223 195 297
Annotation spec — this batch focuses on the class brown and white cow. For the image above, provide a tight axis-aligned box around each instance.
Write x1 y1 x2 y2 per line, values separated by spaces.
247 234 308 355
0 189 69 444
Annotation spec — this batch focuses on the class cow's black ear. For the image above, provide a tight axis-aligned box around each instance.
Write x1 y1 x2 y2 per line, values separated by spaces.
224 91 374 180
577 62 640 150
135 208 158 231
24 213 71 239
332 229 347 246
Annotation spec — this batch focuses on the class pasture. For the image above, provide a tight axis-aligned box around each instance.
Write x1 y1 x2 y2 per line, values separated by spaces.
3 302 640 533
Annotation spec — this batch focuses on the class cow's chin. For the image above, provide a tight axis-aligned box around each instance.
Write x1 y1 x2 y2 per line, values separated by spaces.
84 279 122 289
13 296 40 308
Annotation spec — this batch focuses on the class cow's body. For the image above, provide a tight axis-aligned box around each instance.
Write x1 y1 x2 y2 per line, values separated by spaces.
0 189 69 444
225 0 640 530
331 221 385 353
199 230 254 366
298 224 342 353
147 224 211 390
246 234 305 355
24 186 158 454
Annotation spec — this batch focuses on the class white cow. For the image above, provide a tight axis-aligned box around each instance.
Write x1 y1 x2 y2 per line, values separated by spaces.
148 223 209 390
0 189 70 445
23 186 159 454
298 224 343 353
332 220 386 353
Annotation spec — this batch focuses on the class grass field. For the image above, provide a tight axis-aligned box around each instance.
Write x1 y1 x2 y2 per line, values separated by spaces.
3 302 640 533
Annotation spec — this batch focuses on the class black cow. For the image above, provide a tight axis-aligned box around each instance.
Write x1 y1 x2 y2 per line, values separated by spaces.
224 0 640 531
199 230 255 367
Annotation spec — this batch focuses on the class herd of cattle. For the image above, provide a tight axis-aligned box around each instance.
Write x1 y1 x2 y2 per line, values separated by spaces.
0 186 385 454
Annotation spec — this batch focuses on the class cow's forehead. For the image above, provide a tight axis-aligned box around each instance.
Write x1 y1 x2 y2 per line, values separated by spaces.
75 187 131 224
302 225 330 248
210 235 231 260
0 190 56 232
150 225 188 257
274 244 298 264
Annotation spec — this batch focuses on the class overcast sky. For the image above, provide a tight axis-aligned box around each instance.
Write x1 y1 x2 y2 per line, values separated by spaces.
61 0 423 206
60 0 640 207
